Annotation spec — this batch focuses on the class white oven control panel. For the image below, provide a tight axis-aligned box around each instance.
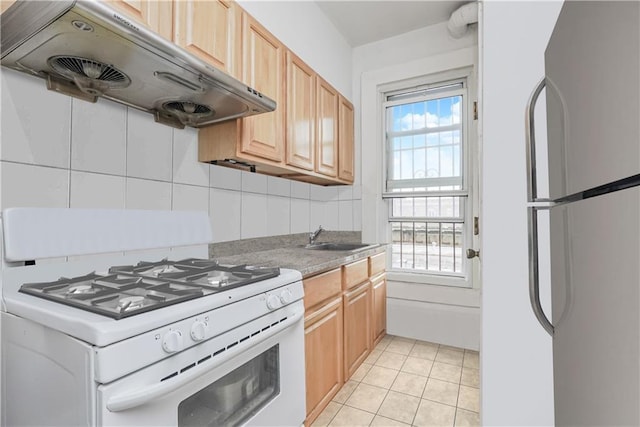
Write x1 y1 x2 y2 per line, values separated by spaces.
94 280 304 383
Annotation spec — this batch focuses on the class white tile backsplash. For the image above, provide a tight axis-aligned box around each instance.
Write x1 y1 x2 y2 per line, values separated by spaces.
242 171 268 194
339 200 354 231
1 162 69 209
1 70 71 169
172 183 209 212
173 127 209 186
0 81 361 239
324 200 340 230
210 164 242 191
267 176 291 197
70 171 125 209
71 98 127 175
126 109 173 182
267 195 291 236
291 181 311 199
125 178 172 210
241 192 268 239
339 186 354 200
210 188 242 242
290 198 310 233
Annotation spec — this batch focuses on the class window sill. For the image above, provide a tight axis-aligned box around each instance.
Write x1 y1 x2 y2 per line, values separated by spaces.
387 270 472 289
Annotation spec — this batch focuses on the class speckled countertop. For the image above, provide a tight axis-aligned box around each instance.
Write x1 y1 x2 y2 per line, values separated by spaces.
209 232 386 278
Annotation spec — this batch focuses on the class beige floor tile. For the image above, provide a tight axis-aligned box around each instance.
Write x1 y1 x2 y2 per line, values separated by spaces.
409 343 439 361
365 349 383 365
361 365 399 389
370 414 411 426
429 362 462 383
333 380 359 404
377 390 421 424
463 352 479 369
413 399 456 427
375 351 408 370
390 372 428 397
435 348 464 366
385 339 415 356
328 405 375 427
400 356 433 377
351 362 373 382
439 344 465 352
312 401 342 427
457 385 480 413
454 408 480 427
460 367 479 388
376 335 393 351
344 383 388 413
423 378 460 406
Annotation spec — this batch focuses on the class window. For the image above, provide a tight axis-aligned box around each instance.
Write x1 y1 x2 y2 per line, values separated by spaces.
384 79 471 280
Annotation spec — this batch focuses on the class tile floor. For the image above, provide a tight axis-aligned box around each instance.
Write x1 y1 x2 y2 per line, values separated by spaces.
311 335 480 427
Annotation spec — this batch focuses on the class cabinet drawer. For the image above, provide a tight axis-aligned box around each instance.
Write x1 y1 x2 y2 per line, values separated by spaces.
303 268 341 310
369 252 386 277
342 258 368 290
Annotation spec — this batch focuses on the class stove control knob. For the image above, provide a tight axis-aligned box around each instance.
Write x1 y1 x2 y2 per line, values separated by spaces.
279 288 293 305
266 294 281 310
190 321 207 342
162 330 183 353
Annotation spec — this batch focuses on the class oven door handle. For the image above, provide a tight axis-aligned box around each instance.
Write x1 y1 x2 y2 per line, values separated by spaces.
106 309 304 412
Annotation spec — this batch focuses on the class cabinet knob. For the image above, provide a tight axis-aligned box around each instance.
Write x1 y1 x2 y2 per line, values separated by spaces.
466 248 480 259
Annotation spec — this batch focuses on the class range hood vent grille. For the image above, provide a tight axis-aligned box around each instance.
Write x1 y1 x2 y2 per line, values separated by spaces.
164 101 212 116
48 56 130 86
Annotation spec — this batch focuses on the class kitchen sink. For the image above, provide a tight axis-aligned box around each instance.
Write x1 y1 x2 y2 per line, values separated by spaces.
303 243 373 252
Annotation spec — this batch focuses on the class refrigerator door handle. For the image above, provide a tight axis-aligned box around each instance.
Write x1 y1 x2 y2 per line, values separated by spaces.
527 205 554 336
525 77 550 204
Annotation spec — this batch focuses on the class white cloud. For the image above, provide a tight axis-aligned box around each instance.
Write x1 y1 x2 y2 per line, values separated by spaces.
396 99 462 131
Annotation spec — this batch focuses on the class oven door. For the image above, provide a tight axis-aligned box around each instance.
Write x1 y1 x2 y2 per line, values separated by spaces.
97 301 305 427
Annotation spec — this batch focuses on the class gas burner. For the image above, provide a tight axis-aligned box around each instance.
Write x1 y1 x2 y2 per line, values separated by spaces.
67 284 95 295
19 259 281 319
118 296 145 311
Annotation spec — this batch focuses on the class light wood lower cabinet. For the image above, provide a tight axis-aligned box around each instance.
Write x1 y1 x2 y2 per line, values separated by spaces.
343 280 372 379
304 296 343 426
303 254 386 426
371 273 387 346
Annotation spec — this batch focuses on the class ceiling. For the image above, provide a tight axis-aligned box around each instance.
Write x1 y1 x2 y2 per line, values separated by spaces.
315 1 469 47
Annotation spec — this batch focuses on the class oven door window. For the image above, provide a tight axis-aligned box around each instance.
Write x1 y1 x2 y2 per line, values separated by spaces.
178 345 280 426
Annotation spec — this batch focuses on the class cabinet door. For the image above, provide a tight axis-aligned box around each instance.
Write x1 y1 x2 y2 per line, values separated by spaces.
305 297 344 425
240 13 285 163
338 96 354 182
285 51 315 171
371 274 387 346
173 0 240 77
1 1 17 14
108 0 173 41
316 77 338 177
343 281 372 379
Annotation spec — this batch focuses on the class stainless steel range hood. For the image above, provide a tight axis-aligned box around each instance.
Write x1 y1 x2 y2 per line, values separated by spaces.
0 0 276 129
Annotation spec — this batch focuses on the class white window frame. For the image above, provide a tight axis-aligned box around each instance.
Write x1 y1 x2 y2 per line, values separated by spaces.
380 68 475 288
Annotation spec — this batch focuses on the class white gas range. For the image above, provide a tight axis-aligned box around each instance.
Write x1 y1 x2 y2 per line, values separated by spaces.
0 208 306 426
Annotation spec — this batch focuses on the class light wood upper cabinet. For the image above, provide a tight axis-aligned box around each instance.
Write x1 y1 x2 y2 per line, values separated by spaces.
173 0 240 78
316 77 339 177
240 13 285 163
0 1 17 14
107 0 173 41
285 51 315 171
338 96 355 183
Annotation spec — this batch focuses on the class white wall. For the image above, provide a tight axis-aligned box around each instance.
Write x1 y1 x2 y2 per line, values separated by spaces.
354 21 480 350
0 2 357 241
237 0 352 99
480 1 562 425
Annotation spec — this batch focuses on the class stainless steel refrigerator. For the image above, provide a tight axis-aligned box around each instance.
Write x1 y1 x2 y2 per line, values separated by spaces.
525 1 640 425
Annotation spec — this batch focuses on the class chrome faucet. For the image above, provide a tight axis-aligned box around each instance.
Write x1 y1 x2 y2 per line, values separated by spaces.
309 225 324 245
